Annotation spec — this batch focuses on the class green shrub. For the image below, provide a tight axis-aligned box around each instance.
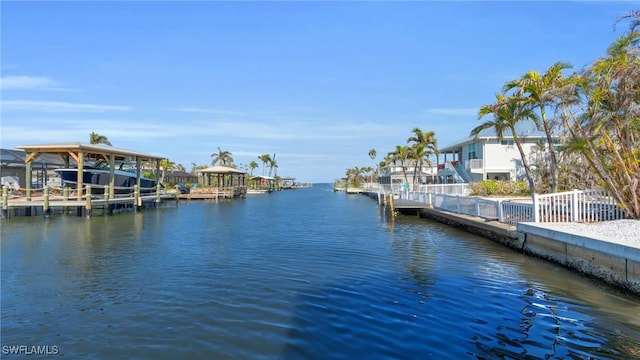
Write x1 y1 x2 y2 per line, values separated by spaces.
469 180 531 196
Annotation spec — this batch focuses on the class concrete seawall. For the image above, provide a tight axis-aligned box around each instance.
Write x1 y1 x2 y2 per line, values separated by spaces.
415 207 640 296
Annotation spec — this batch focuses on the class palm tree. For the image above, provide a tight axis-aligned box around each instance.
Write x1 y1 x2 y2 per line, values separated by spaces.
473 94 539 197
368 149 377 184
159 158 175 184
503 61 573 193
176 163 186 172
211 147 234 166
248 161 258 176
562 30 640 218
616 10 640 32
407 128 438 186
258 154 271 175
268 154 277 177
268 159 278 177
387 145 410 185
89 132 112 146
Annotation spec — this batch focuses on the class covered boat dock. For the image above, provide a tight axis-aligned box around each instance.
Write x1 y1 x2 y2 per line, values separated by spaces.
13 142 164 201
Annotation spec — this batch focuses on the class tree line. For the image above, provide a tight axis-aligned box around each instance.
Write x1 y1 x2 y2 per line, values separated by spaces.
345 11 639 218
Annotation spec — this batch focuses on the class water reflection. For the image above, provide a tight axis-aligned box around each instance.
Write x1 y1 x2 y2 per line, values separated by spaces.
383 212 640 359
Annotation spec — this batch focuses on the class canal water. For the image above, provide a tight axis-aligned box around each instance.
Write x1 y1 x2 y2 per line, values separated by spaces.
2 183 639 359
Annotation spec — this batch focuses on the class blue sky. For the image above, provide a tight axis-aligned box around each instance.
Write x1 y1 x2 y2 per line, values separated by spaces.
1 1 637 183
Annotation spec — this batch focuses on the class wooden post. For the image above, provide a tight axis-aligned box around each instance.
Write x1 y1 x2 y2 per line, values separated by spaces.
63 186 70 215
104 185 112 215
43 186 50 218
390 193 395 213
25 161 32 201
134 185 140 211
85 185 92 218
156 183 161 203
2 186 8 219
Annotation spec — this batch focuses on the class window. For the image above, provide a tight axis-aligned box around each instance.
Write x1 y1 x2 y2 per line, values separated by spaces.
467 143 476 160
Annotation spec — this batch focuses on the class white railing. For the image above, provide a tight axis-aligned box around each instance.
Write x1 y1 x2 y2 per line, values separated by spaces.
414 183 470 195
533 189 625 223
466 159 483 170
386 188 624 225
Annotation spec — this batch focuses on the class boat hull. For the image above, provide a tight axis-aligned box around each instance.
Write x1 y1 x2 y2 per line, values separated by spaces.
55 168 157 193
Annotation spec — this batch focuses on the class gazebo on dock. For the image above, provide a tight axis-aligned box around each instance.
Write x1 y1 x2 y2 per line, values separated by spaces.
196 166 247 198
14 142 164 200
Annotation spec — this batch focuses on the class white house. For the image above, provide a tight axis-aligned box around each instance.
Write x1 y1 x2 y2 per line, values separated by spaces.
436 120 554 183
378 160 437 190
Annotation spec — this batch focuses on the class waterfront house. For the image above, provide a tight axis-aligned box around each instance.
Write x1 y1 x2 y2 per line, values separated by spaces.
378 161 437 191
436 120 555 183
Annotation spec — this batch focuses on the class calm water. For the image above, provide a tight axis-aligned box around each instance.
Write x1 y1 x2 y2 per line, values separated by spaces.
2 183 639 359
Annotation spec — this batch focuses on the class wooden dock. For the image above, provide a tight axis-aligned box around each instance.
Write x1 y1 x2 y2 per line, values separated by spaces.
2 186 176 218
175 187 244 200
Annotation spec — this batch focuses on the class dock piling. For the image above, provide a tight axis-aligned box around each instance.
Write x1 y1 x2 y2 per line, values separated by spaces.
43 186 50 218
104 185 113 215
85 185 92 218
2 186 8 219
134 185 141 210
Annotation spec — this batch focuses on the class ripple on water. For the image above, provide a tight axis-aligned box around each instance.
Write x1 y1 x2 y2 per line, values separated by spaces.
2 186 640 359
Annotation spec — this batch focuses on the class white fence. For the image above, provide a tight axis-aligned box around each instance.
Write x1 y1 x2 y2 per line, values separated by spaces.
384 187 625 225
533 189 625 223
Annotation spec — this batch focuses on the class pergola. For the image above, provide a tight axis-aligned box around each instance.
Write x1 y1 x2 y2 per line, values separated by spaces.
14 142 164 200
197 166 247 188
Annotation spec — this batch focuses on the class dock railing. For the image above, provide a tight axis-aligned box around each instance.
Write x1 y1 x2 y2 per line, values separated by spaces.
2 183 171 218
383 187 625 225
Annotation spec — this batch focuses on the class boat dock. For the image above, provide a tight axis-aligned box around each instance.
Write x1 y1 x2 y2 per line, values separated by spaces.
2 185 176 218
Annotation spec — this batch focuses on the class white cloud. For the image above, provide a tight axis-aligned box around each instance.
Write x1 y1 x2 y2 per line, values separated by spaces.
2 100 131 112
1 75 60 90
1 74 78 92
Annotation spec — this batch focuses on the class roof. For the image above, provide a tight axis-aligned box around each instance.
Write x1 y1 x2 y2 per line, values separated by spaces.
198 166 246 174
439 119 549 152
14 142 164 161
0 148 67 168
250 175 275 180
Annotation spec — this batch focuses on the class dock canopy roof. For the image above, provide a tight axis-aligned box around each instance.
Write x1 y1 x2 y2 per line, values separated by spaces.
198 166 247 174
249 175 275 180
14 142 165 162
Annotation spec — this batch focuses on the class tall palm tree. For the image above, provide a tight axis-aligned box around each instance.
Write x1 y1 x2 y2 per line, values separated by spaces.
268 159 278 177
258 154 271 175
248 161 258 176
473 94 539 197
563 31 640 218
368 149 377 183
407 128 438 186
503 61 572 193
387 145 410 185
89 132 112 146
211 147 234 166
